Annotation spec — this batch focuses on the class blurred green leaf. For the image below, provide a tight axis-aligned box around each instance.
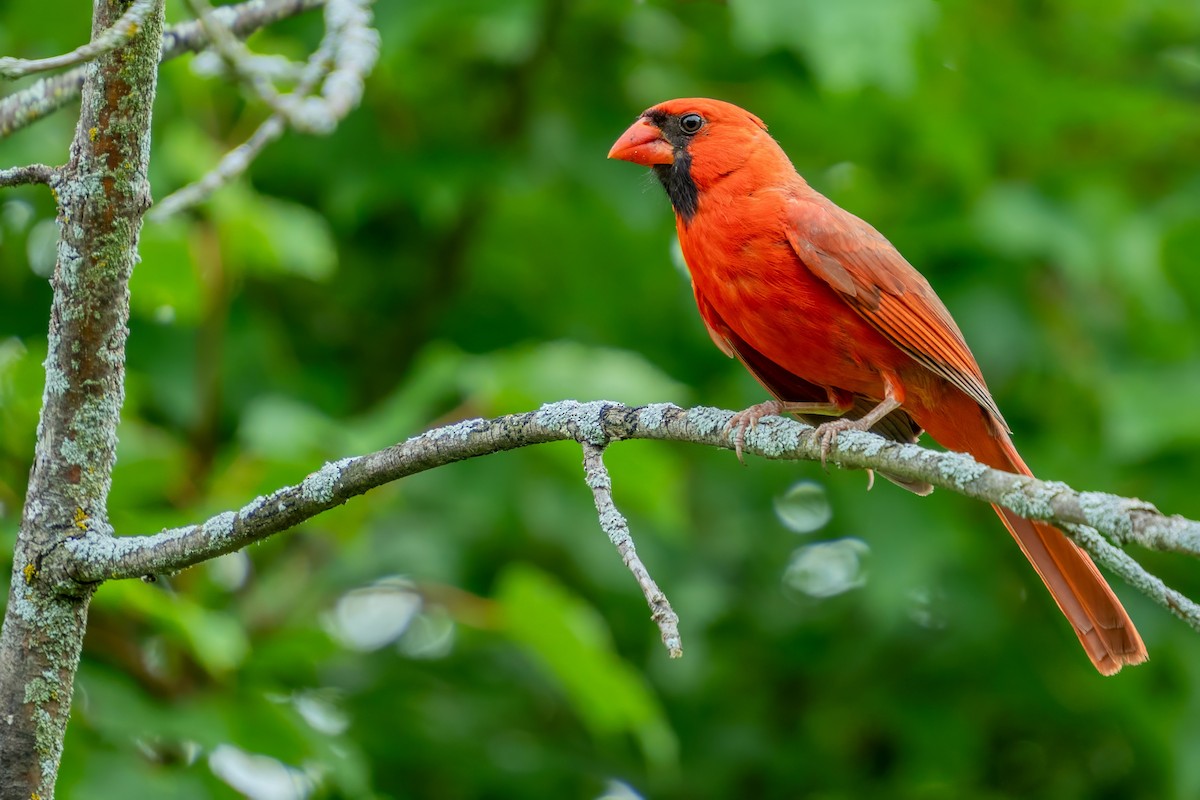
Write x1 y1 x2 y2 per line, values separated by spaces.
730 0 936 94
213 188 337 281
463 340 691 412
130 220 203 324
94 582 250 676
496 564 678 771
1102 365 1200 461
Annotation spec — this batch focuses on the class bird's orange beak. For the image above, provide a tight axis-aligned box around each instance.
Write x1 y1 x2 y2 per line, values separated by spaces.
608 117 674 166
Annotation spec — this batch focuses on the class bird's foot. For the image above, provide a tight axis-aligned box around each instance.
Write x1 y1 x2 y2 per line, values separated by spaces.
814 417 870 470
726 400 786 464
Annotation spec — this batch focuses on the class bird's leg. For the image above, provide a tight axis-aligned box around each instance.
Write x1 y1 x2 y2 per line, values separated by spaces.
814 373 904 468
727 397 849 464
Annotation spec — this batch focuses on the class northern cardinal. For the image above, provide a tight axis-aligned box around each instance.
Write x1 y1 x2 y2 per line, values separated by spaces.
609 97 1146 674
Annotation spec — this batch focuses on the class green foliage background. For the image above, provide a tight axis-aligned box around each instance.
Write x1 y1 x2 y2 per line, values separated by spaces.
4 0 1200 797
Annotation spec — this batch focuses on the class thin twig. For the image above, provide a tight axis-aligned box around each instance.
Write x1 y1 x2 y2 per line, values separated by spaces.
186 0 290 110
581 441 682 657
150 115 287 219
296 0 378 132
152 20 338 218
184 0 378 135
1064 523 1200 630
162 0 324 57
0 163 58 188
0 0 325 138
0 0 157 80
152 0 378 217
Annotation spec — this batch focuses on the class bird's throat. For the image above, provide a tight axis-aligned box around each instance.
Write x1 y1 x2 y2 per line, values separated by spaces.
652 152 699 222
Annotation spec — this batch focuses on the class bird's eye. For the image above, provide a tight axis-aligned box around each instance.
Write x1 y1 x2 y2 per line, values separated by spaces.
679 113 704 134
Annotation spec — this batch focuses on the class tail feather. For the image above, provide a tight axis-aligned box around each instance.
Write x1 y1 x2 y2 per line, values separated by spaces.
993 507 1145 675
920 399 1147 674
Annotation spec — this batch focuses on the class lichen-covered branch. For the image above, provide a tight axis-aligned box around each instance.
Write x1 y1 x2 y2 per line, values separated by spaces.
151 0 356 219
151 64 329 218
45 401 1200 638
0 0 324 138
185 0 378 134
0 0 166 796
186 0 295 110
0 0 157 79
0 163 59 188
1061 523 1200 630
581 441 682 657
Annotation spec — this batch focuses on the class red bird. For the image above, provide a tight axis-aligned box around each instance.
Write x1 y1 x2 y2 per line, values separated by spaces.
609 97 1146 674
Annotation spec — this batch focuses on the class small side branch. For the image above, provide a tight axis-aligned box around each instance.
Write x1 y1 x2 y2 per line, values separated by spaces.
0 0 324 138
185 0 378 135
0 0 157 80
581 441 682 657
151 50 328 218
186 0 293 110
161 0 325 56
150 114 286 219
152 0 379 218
1064 523 1200 630
0 163 58 188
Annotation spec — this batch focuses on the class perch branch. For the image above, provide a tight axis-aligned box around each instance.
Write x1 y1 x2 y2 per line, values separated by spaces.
0 0 324 138
0 0 157 80
44 402 1200 635
581 441 682 657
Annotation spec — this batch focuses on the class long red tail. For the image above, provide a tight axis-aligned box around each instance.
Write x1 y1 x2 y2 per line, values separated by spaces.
920 399 1147 675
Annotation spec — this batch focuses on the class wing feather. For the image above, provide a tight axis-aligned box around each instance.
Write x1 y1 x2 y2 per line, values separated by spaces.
786 195 1008 430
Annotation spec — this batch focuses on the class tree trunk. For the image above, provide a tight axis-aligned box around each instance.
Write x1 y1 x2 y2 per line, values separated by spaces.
0 1 165 795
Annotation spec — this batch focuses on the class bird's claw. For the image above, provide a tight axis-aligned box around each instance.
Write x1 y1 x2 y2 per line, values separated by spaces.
726 401 784 465
814 417 862 470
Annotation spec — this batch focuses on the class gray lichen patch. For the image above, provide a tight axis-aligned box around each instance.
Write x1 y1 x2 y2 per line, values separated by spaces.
831 428 883 458
53 238 87 303
24 673 56 705
597 507 630 543
636 403 676 431
59 391 122 501
1078 491 1134 541
686 406 731 437
43 361 69 397
201 511 237 544
752 417 804 458
98 325 130 367
300 457 355 504
533 400 580 430
429 417 484 444
532 400 614 445
238 494 269 519
998 479 1066 520
11 592 91 783
574 400 614 445
935 451 988 490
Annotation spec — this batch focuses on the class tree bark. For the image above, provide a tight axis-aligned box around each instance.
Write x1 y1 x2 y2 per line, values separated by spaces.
0 1 165 795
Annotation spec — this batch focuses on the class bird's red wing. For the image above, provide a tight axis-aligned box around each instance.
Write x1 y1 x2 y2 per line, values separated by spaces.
785 195 1008 430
